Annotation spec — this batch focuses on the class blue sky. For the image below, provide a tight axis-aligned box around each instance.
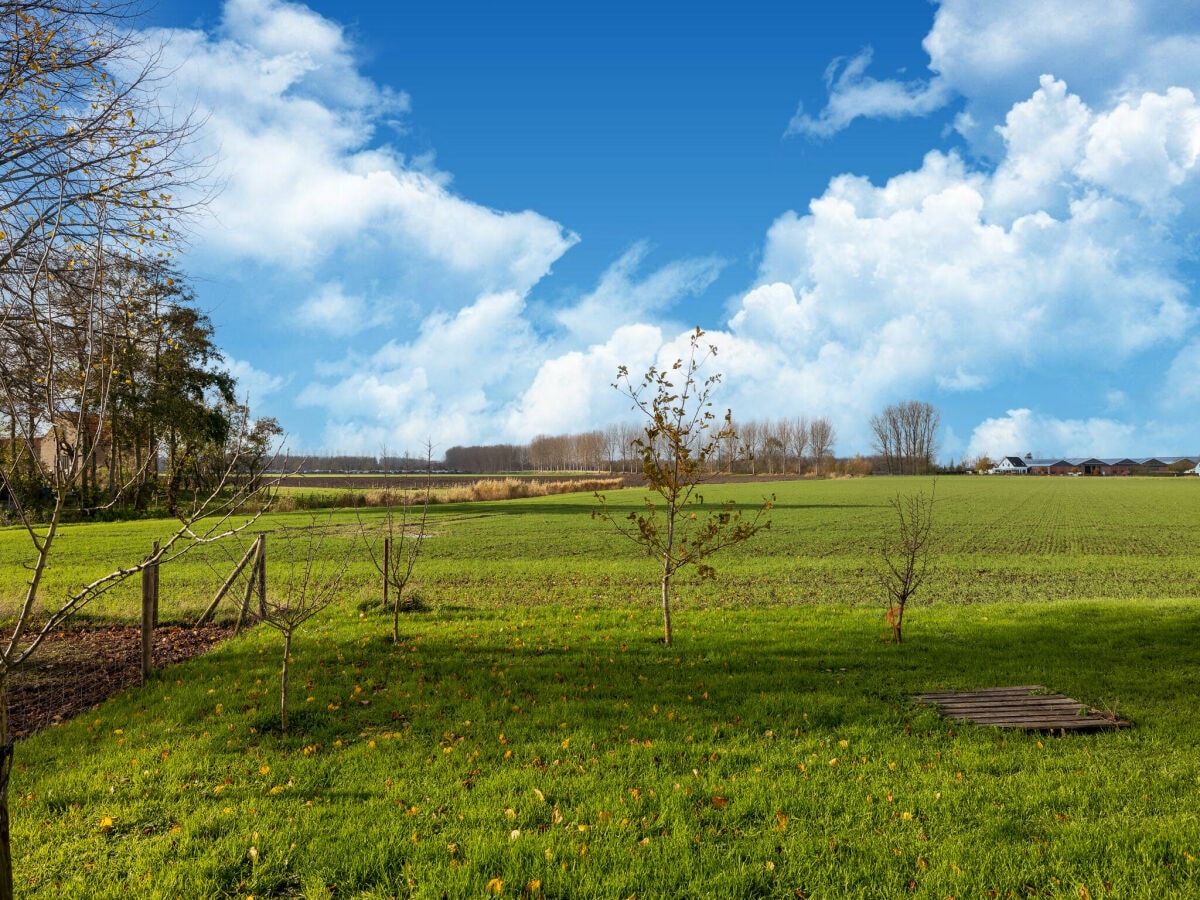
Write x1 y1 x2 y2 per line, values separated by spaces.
141 0 1200 460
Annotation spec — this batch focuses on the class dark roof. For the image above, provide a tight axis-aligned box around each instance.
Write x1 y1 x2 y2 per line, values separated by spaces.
1012 456 1198 468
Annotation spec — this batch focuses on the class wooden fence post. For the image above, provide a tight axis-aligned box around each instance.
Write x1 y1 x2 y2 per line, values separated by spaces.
151 540 160 627
141 541 159 684
256 534 267 618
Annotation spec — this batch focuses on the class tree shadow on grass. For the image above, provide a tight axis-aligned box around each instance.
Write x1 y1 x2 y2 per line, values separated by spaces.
219 602 1198 753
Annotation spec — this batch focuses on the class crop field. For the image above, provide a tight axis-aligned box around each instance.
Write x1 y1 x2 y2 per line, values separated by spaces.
3 476 1200 897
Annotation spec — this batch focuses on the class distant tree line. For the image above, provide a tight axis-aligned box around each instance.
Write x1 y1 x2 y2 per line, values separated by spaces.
436 415 843 475
282 453 446 474
1 258 280 515
287 400 945 479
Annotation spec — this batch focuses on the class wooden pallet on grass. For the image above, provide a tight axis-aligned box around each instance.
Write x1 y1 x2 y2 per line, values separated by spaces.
914 685 1129 732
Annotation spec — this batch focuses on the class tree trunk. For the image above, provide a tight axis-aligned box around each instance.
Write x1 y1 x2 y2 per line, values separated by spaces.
660 567 673 646
280 630 291 733
133 427 145 510
385 536 397 644
0 675 13 900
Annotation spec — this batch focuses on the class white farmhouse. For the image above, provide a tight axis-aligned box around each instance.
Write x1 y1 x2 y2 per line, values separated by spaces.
992 456 1029 475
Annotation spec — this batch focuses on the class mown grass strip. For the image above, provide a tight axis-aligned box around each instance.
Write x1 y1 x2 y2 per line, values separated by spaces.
13 598 1200 898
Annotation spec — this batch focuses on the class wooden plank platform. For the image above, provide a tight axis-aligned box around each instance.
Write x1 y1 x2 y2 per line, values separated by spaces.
914 685 1130 732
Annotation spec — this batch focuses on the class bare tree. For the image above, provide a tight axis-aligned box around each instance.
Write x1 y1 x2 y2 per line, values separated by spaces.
764 418 789 474
870 400 941 475
574 430 606 471
0 1 207 272
787 415 810 474
602 424 621 472
877 484 936 643
593 328 772 645
258 517 356 733
808 417 836 476
360 444 433 644
740 419 762 475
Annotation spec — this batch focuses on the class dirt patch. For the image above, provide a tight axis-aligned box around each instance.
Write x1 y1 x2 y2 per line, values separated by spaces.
6 623 235 739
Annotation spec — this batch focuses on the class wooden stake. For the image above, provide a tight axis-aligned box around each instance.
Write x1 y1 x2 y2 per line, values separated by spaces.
196 539 259 626
235 535 263 637
141 543 157 683
151 540 160 627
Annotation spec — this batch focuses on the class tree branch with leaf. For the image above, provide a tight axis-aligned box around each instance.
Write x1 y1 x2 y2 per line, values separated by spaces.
593 328 772 645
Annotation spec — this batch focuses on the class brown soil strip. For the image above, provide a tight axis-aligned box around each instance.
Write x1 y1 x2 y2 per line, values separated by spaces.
6 623 235 738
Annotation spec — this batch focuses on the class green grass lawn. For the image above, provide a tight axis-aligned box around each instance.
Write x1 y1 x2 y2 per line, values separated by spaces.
5 476 1200 897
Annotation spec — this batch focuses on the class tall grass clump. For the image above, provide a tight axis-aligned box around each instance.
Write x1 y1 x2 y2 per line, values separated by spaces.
460 478 623 502
277 478 626 510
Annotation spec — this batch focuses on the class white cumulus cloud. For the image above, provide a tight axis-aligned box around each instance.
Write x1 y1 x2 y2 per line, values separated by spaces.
793 0 1200 145
147 0 577 294
222 356 290 407
966 408 1138 459
554 243 724 345
729 73 1198 453
296 282 390 335
297 292 543 449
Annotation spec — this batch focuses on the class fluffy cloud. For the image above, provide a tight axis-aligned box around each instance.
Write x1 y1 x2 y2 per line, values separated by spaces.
729 75 1198 452
298 240 731 446
1164 339 1200 408
148 0 576 294
297 292 544 449
222 356 290 406
554 243 724 345
506 325 666 437
787 48 952 139
297 282 390 335
794 0 1200 145
965 408 1138 459
1076 86 1200 210
147 2 1200 457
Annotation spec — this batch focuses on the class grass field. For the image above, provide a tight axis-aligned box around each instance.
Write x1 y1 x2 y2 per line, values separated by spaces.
4 476 1200 897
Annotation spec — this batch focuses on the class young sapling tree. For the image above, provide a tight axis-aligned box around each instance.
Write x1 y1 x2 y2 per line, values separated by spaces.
594 328 771 645
360 443 433 643
257 517 356 733
877 483 936 643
